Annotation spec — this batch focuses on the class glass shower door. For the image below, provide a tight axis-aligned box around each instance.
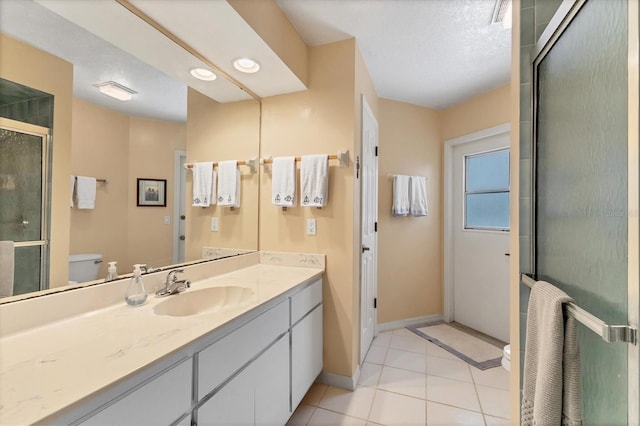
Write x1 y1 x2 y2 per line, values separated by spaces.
532 0 638 423
0 118 50 295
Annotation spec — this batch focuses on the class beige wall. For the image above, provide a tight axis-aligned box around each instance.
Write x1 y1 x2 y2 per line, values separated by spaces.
70 99 130 278
377 99 442 323
260 39 358 378
128 116 186 269
70 99 186 277
440 84 511 141
185 90 260 259
0 33 73 288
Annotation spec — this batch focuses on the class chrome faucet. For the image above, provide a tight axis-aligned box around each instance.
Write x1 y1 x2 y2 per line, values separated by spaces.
156 269 190 297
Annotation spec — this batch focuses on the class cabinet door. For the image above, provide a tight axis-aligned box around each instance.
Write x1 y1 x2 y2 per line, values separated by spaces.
81 358 192 426
254 335 290 425
196 364 254 426
291 305 323 410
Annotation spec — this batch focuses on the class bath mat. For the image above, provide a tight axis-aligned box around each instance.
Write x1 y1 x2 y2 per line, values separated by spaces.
407 321 504 370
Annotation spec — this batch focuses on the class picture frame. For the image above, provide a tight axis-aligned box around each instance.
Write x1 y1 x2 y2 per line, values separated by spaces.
137 178 166 207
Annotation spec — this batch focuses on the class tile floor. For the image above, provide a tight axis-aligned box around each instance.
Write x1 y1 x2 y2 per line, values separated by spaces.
287 328 510 426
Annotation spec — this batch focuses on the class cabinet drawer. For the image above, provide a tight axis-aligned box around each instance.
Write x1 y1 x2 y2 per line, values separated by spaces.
198 299 288 400
81 358 192 425
291 279 322 325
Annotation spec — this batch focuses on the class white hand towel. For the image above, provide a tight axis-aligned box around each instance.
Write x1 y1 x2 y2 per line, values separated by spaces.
272 156 296 207
410 176 428 216
0 241 14 298
192 162 216 207
301 154 328 207
75 176 96 209
392 175 410 216
217 160 240 207
70 175 75 208
521 281 582 426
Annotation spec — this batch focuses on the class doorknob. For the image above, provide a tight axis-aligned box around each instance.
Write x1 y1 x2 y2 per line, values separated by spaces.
180 235 185 241
180 215 186 220
362 246 370 253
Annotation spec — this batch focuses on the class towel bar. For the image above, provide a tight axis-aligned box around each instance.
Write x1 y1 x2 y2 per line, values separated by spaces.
521 274 637 345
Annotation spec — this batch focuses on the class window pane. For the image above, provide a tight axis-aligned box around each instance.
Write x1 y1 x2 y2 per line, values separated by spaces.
465 192 510 229
466 150 510 192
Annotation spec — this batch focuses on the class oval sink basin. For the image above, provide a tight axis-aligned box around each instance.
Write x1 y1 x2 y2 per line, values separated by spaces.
153 286 254 317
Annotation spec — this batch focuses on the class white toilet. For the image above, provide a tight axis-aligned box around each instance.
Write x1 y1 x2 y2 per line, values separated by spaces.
501 344 511 371
69 253 102 284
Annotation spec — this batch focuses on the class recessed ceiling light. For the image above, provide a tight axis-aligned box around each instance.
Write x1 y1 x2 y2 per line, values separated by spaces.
190 67 217 81
233 58 260 74
94 81 136 101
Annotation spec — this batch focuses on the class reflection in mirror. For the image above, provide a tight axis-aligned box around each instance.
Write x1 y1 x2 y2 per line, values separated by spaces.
0 0 260 302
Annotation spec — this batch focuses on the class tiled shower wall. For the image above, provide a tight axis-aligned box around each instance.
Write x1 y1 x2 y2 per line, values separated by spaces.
518 0 563 384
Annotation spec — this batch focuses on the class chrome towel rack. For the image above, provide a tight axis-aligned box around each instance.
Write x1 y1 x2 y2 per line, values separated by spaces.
521 274 637 345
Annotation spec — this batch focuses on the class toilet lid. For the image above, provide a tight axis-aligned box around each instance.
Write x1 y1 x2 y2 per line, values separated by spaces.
503 344 511 360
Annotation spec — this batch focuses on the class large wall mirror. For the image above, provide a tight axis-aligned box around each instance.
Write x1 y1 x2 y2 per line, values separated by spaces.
0 0 260 301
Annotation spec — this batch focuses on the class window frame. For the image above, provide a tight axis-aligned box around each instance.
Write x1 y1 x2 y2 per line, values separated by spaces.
463 148 511 232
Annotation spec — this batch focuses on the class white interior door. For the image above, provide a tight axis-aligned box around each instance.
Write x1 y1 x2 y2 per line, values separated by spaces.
451 131 510 342
173 150 186 264
360 96 378 364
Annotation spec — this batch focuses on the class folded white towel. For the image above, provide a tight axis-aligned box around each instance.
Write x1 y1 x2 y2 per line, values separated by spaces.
0 241 14 298
192 162 216 207
301 154 328 207
75 176 96 209
70 175 75 208
217 160 240 207
392 175 410 216
410 176 428 216
272 156 296 207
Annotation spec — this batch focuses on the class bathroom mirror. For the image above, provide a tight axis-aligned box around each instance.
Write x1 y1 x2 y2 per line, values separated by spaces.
0 0 260 301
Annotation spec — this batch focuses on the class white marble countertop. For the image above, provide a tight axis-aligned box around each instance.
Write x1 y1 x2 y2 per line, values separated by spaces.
0 260 323 425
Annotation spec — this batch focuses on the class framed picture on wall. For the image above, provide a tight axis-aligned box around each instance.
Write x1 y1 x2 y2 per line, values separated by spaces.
137 178 166 207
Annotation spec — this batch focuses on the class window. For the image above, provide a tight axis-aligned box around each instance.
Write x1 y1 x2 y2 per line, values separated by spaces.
464 149 510 231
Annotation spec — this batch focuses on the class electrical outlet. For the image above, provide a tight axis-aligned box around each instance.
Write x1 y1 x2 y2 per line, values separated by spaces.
306 218 316 236
210 217 219 232
163 215 171 225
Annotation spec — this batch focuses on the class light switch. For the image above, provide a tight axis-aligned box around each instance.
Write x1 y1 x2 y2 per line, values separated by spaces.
306 218 316 236
211 217 219 232
164 215 171 225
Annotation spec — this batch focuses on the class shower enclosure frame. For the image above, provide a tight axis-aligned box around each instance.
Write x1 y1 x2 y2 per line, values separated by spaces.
528 0 639 422
0 117 51 293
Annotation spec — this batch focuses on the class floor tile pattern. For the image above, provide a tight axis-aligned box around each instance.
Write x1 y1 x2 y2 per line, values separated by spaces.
287 328 510 426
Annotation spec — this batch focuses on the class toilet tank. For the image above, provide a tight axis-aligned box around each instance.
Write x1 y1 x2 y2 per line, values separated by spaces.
69 253 102 283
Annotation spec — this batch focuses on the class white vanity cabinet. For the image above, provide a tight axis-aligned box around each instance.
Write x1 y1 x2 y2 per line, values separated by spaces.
196 300 290 425
73 278 322 426
79 358 192 426
291 280 323 409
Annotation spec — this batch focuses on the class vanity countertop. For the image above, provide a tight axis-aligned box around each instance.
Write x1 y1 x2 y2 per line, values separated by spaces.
0 260 323 425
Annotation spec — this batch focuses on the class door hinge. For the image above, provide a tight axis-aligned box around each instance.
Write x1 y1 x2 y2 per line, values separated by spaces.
374 222 378 232
374 298 377 309
375 146 378 156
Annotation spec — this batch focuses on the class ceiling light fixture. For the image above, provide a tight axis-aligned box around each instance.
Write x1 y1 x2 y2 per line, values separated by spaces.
491 0 512 29
233 58 260 74
94 81 137 101
190 67 217 81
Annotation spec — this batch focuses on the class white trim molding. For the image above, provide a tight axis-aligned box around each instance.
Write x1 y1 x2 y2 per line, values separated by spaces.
317 365 360 391
377 314 443 333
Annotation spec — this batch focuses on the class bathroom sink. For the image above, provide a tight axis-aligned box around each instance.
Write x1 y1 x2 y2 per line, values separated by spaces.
153 286 254 317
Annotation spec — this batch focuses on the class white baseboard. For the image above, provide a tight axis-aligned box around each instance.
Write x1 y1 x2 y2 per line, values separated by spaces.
377 314 443 332
316 364 360 391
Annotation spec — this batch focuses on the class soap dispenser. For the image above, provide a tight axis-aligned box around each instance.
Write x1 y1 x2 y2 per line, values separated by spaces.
125 264 148 306
106 261 118 282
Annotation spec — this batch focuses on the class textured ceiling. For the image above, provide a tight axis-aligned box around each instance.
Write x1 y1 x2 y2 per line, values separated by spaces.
1 0 512 120
276 0 512 110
